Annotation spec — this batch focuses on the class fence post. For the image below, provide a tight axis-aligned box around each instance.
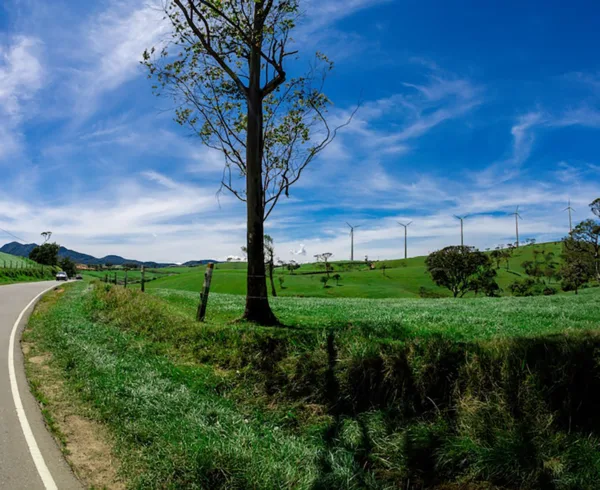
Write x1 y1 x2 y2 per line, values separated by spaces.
141 265 145 293
196 263 215 322
124 269 128 289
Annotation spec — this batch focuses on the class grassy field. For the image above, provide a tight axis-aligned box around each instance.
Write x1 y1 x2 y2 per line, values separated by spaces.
82 268 168 284
152 285 600 341
144 242 563 299
0 251 56 285
24 281 600 488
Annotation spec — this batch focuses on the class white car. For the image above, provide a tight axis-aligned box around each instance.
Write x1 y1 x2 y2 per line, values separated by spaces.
56 272 68 281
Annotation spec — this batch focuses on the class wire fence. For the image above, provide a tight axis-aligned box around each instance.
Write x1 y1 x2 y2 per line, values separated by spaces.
0 260 40 269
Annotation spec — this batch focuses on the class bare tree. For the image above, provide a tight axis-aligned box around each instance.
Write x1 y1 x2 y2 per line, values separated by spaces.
143 1 352 325
314 252 333 278
264 235 277 297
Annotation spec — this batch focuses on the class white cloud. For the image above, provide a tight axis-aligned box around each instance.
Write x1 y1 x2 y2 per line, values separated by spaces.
68 1 169 117
290 244 307 256
0 35 43 117
0 35 43 160
473 111 545 187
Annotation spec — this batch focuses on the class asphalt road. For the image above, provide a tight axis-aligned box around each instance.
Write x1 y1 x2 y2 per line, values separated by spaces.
0 281 81 489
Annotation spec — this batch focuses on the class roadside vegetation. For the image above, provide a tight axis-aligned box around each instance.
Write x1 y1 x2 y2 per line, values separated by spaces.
27 281 600 488
0 251 58 285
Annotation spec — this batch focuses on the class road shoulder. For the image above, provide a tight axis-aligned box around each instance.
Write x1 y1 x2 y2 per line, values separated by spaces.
20 286 121 488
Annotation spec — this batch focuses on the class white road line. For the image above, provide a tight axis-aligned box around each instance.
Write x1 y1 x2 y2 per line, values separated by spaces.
8 284 59 490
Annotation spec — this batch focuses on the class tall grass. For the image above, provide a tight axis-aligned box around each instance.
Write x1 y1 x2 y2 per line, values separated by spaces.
28 283 600 489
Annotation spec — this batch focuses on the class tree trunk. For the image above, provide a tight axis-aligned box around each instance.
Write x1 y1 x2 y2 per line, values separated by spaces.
242 30 278 325
269 260 277 297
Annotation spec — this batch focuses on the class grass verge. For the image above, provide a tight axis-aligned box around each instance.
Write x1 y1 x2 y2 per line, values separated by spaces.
26 282 600 489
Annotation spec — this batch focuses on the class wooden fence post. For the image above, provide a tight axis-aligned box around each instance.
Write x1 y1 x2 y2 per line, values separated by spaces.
141 265 145 293
124 269 128 288
196 263 215 322
114 272 117 285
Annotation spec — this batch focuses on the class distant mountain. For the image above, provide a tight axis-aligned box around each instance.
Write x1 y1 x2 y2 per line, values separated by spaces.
0 241 176 268
0 242 37 257
181 259 220 267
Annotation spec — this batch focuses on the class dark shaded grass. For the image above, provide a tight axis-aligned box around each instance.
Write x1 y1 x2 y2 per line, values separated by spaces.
30 283 600 489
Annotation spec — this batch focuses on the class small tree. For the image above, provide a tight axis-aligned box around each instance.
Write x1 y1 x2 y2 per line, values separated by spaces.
426 246 497 298
565 218 600 282
332 273 341 286
29 243 60 266
58 257 77 278
503 244 516 270
508 278 537 297
314 253 333 278
491 248 503 269
560 258 592 295
287 260 300 274
320 276 329 288
242 234 277 297
264 235 277 297
471 267 501 297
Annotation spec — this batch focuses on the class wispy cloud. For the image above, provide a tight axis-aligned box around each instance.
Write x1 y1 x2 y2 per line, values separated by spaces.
0 35 43 160
474 111 545 187
66 1 168 118
0 35 43 118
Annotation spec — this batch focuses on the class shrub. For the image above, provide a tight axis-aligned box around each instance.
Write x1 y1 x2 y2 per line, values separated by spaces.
508 278 537 296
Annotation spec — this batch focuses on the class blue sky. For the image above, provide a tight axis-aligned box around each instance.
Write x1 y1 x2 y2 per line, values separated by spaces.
1 0 599 262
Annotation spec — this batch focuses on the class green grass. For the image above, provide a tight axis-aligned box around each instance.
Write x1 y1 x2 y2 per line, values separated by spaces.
27 284 328 489
81 269 167 284
26 281 600 489
151 285 600 342
0 251 56 284
0 251 38 268
146 242 564 299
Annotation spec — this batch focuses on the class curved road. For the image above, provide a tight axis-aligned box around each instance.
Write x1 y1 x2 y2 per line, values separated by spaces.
0 281 81 489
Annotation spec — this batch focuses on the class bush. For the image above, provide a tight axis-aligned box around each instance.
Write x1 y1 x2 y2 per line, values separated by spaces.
508 279 536 296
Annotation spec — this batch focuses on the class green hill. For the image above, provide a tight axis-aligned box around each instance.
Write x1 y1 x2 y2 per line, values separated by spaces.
0 251 38 268
144 242 564 299
0 251 57 285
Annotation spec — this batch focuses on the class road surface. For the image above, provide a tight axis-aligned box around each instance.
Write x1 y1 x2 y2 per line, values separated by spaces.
0 281 81 489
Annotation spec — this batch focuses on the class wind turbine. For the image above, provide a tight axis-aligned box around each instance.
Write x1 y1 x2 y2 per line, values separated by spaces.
346 223 360 261
453 215 468 247
397 221 412 260
563 199 575 232
511 206 523 247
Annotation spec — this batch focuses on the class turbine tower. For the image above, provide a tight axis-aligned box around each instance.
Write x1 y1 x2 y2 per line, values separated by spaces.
346 222 360 262
453 215 468 247
511 206 523 247
563 200 575 232
397 221 412 260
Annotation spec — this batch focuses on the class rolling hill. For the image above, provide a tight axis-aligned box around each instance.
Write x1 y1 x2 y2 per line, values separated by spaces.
142 242 566 299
